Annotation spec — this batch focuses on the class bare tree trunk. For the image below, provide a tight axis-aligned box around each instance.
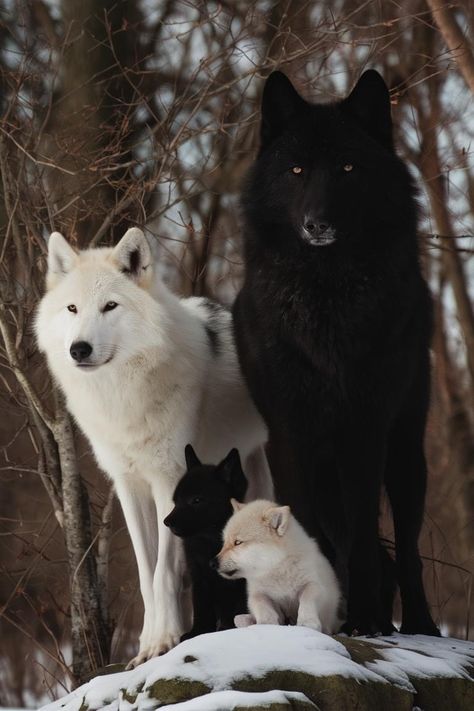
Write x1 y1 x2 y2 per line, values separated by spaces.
54 411 112 680
414 92 474 410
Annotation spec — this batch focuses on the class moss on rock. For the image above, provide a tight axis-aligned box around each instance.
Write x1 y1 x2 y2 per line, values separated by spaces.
232 669 413 711
146 677 211 706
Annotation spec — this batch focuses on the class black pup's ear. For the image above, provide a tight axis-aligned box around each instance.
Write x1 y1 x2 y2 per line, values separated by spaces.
341 70 393 150
185 444 201 471
261 71 308 147
217 449 248 501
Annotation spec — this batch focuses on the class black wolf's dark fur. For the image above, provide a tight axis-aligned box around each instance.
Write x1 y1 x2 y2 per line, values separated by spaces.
164 445 248 640
233 70 438 636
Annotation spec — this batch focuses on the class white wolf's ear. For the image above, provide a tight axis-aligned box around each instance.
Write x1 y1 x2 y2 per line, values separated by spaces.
112 228 152 287
230 498 244 513
265 505 290 536
47 232 78 289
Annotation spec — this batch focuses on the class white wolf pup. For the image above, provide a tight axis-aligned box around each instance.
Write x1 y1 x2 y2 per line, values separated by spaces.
216 499 341 634
36 227 273 666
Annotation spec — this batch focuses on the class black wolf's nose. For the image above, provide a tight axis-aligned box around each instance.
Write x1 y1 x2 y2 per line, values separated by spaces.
70 341 93 362
209 557 218 570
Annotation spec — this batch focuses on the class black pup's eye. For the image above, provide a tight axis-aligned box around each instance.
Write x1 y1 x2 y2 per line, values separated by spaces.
343 164 353 172
192 497 203 505
67 304 77 313
291 166 303 175
103 301 118 312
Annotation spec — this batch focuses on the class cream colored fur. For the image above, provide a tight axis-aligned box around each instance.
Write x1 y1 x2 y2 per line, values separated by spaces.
217 499 341 634
36 228 273 666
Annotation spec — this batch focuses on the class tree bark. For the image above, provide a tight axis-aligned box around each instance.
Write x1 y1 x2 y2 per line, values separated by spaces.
426 0 474 93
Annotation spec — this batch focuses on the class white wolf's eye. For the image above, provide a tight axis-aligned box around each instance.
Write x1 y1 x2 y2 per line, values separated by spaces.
291 166 303 175
343 164 353 172
67 304 77 313
234 539 242 546
103 301 118 312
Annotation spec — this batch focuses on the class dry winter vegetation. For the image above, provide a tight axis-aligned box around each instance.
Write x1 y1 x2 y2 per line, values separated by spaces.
0 0 473 706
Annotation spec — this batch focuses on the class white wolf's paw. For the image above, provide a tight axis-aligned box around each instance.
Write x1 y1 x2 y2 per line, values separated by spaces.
126 648 150 670
234 613 256 628
126 632 181 669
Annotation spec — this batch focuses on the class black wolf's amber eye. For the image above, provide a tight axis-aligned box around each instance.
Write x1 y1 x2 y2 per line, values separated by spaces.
234 539 242 546
343 164 353 172
103 301 118 312
291 166 303 175
67 304 77 313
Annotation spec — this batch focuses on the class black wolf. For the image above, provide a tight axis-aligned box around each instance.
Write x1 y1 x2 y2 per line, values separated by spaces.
233 69 438 636
164 445 248 640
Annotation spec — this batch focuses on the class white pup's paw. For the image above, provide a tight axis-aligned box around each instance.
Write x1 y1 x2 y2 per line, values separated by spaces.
298 618 322 632
234 613 256 628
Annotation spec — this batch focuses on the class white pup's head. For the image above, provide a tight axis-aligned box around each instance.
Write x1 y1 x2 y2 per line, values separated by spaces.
36 228 155 373
216 499 292 580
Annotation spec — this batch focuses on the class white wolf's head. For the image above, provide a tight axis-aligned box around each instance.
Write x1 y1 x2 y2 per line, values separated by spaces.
216 499 292 580
36 228 157 374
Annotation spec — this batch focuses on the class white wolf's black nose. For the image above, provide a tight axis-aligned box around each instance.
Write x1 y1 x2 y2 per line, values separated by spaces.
70 341 93 362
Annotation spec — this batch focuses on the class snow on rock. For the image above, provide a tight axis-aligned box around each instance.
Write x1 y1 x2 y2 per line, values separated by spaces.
40 626 474 711
159 689 317 710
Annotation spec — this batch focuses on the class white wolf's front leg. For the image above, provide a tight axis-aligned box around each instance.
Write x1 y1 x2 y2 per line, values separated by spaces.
244 446 274 501
113 477 159 669
146 488 188 657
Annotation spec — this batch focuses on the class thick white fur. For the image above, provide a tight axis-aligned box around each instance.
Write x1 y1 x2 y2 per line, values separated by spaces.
217 499 341 634
36 228 273 666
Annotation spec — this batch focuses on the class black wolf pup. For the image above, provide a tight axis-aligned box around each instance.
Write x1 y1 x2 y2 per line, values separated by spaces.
233 69 439 636
164 445 248 640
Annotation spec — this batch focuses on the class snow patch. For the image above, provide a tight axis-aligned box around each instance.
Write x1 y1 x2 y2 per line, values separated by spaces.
40 626 474 711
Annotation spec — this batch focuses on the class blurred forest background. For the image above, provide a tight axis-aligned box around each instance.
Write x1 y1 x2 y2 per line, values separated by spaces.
0 0 473 706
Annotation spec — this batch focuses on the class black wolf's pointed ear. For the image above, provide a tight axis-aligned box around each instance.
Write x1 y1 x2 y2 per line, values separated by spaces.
112 228 152 287
217 448 248 501
261 72 307 147
342 70 393 149
185 444 201 471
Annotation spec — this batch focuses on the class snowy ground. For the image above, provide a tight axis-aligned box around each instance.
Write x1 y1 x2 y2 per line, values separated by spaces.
39 625 474 711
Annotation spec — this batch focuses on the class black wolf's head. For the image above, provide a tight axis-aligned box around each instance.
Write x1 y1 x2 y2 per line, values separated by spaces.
244 70 417 258
163 445 248 538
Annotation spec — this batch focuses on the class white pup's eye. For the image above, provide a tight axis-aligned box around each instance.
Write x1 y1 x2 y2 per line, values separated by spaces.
67 304 77 313
234 539 242 546
291 166 303 175
103 301 118 312
343 164 353 172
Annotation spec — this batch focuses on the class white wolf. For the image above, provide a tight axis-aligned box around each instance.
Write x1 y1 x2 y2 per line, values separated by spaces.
216 499 341 634
36 227 273 666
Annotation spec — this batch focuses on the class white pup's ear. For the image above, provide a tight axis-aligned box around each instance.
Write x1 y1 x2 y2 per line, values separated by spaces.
265 505 290 536
230 498 243 513
112 228 152 287
47 232 77 289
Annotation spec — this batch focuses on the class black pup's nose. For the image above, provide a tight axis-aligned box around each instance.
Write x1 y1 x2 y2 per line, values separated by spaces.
70 341 92 362
304 220 330 235
209 557 218 570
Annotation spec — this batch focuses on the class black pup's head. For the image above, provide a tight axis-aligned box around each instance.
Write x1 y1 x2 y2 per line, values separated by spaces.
163 445 248 538
245 70 417 257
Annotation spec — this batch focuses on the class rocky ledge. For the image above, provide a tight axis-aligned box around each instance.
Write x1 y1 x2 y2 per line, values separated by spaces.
41 626 474 710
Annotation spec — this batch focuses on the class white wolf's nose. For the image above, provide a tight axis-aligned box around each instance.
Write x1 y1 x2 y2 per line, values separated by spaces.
70 341 93 362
